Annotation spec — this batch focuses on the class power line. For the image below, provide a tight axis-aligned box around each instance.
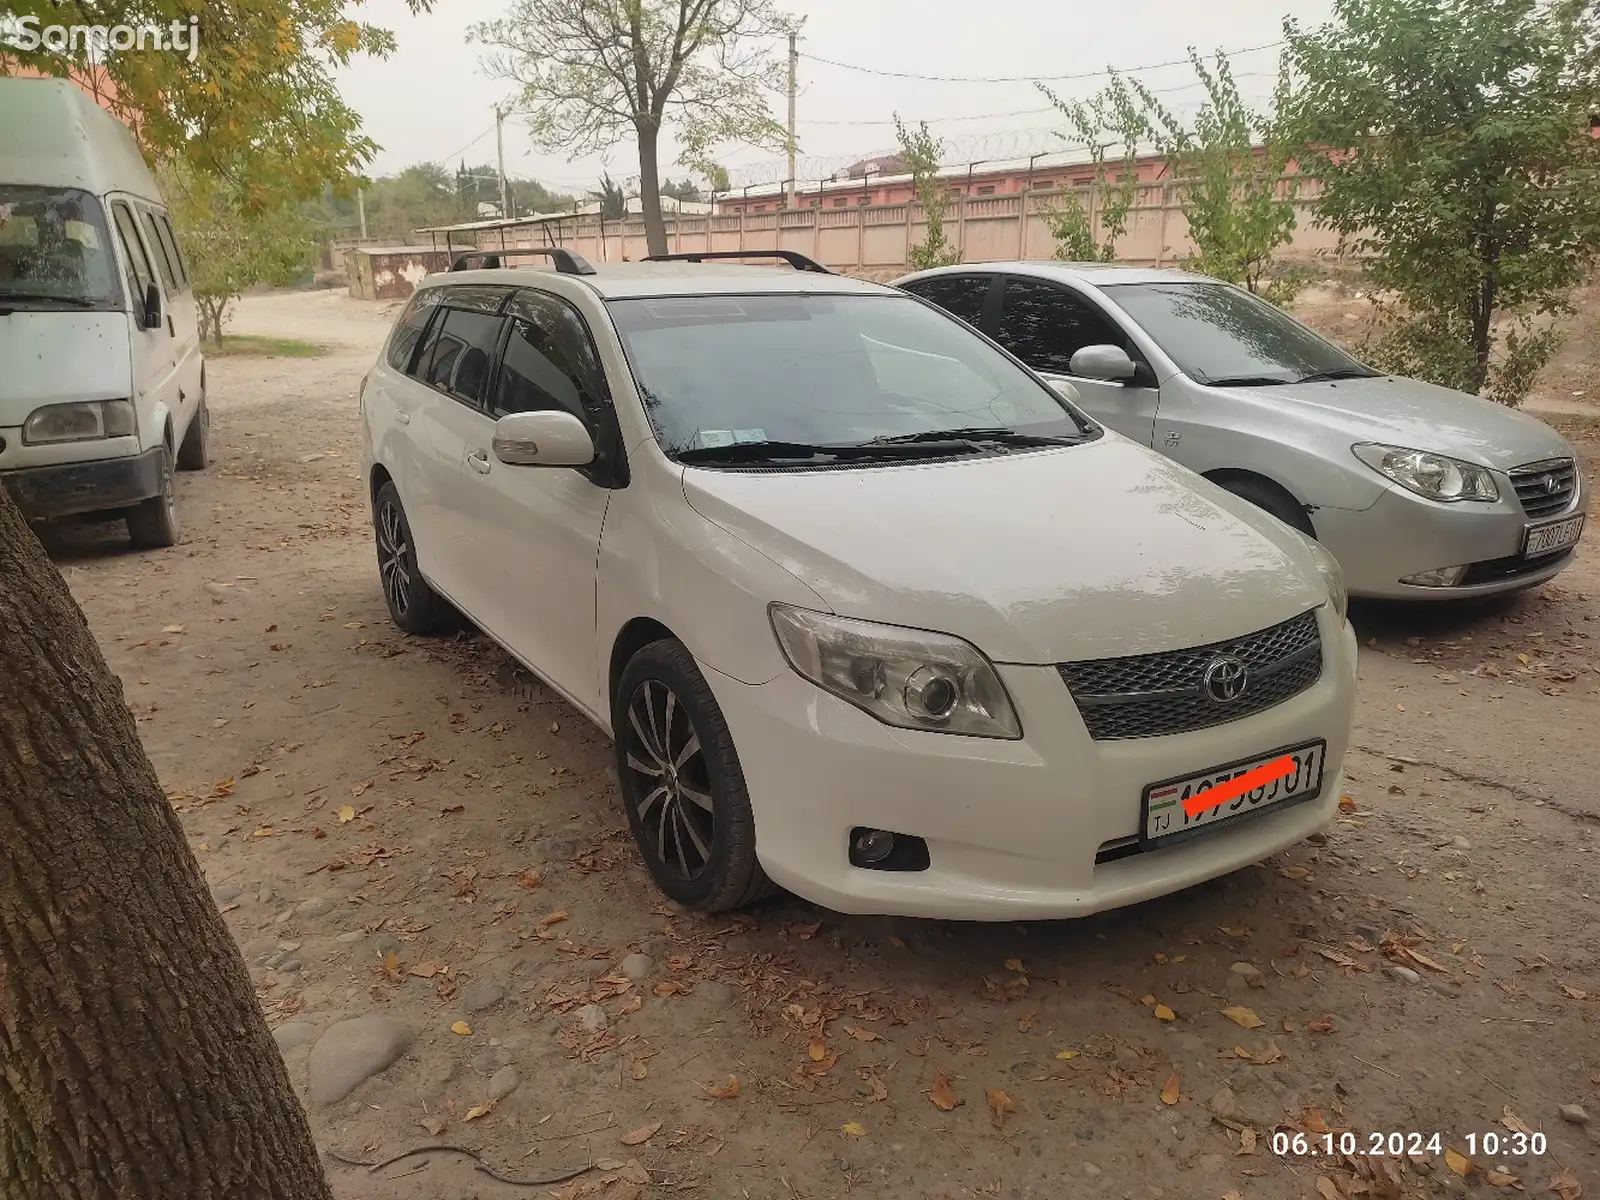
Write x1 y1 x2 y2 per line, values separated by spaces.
433 123 496 165
797 40 1283 84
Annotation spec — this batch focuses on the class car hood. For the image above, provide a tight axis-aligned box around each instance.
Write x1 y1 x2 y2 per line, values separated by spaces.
0 310 131 421
680 437 1328 665
1221 375 1573 472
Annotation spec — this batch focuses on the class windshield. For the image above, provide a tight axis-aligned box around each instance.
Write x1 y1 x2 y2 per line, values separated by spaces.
1100 282 1377 387
607 293 1093 462
0 185 123 310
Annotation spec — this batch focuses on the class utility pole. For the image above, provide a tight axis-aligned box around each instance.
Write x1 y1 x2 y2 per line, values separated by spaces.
495 105 510 219
785 19 804 210
356 188 367 240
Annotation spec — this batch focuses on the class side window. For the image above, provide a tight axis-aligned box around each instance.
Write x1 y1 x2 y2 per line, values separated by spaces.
387 289 440 372
994 278 1125 375
136 207 179 294
110 201 155 303
151 211 189 290
902 274 992 328
493 291 611 426
419 307 503 405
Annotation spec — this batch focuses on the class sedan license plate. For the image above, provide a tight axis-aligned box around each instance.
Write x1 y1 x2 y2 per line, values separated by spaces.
1144 741 1325 843
1524 514 1584 557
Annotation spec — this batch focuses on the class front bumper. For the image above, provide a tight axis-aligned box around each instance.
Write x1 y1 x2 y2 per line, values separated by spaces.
1314 477 1587 600
710 605 1357 921
0 445 164 520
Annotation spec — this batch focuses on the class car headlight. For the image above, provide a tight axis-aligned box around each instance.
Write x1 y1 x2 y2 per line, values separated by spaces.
769 604 1022 739
1305 538 1348 622
22 400 137 444
1352 443 1498 502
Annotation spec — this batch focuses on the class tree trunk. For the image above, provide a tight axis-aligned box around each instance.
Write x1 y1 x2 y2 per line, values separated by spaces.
0 488 331 1200
636 125 668 258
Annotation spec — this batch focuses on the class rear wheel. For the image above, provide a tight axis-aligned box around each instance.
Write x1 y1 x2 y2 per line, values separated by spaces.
373 481 456 634
614 638 774 911
177 395 210 471
1216 475 1316 538
126 445 180 549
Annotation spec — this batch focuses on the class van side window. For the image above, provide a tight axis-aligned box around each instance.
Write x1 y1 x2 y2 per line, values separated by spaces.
137 207 179 295
111 202 155 301
150 211 189 292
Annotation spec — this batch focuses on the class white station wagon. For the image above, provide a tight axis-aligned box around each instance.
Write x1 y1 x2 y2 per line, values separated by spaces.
359 249 1358 919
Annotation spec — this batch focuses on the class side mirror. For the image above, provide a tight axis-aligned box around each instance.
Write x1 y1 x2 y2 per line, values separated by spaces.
1069 343 1136 382
491 410 594 467
141 281 162 330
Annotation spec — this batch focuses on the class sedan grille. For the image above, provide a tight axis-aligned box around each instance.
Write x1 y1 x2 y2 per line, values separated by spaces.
1059 610 1322 741
1510 458 1577 519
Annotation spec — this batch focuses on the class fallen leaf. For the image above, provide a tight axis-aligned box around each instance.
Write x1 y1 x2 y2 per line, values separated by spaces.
617 994 642 1015
1140 993 1156 1006
380 951 401 980
251 827 275 838
1054 1049 1079 1060
351 779 373 796
1154 1003 1176 1022
1238 1127 1257 1156
1316 1177 1344 1200
985 1088 1016 1128
1307 1016 1336 1033
808 1035 829 1062
620 1121 662 1146
336 805 355 824
1484 1169 1520 1188
930 1072 961 1111
1222 1006 1265 1029
1301 1107 1330 1134
1444 1147 1472 1178
464 1100 495 1121
702 1075 740 1100
440 803 464 815
1550 1169 1582 1200
1501 1106 1533 1136
840 1121 867 1137
1219 925 1250 938
407 961 440 979
630 1057 649 1080
1279 865 1311 880
1004 957 1026 972
539 910 570 928
863 1069 889 1102
450 1020 472 1036
845 1026 883 1042
653 980 690 997
162 624 185 634
1561 984 1587 1000
1338 795 1357 813
1160 1070 1180 1106
789 921 821 940
517 869 543 890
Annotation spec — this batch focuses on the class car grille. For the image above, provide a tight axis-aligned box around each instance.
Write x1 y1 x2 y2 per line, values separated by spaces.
1510 458 1577 519
1458 546 1577 586
1058 609 1323 741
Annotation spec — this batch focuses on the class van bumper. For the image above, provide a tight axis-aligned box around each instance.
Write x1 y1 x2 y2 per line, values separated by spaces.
0 446 164 519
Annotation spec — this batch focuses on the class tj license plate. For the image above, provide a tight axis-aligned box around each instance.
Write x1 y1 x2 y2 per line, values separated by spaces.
1524 514 1584 557
1144 741 1326 843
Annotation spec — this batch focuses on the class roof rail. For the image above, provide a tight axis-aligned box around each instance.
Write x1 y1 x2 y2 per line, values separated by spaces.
449 248 597 276
641 250 832 275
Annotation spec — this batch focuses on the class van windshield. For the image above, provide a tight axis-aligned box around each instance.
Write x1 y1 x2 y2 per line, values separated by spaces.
0 185 123 310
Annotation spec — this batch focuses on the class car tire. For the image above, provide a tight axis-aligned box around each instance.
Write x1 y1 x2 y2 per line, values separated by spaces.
373 482 457 634
1217 475 1316 539
177 395 210 471
126 444 181 549
614 638 775 912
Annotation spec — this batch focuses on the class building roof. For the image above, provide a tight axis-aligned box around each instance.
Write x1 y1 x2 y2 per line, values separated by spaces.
0 76 159 198
427 260 894 301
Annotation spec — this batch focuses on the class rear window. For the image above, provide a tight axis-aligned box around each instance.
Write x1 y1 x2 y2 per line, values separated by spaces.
386 289 441 371
0 185 122 309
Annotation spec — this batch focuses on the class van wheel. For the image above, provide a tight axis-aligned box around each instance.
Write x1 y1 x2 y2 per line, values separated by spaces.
1217 475 1316 538
613 638 775 912
177 396 210 471
126 446 181 549
373 482 456 634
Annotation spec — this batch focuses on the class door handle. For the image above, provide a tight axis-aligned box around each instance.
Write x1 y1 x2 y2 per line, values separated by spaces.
394 411 411 425
467 449 492 474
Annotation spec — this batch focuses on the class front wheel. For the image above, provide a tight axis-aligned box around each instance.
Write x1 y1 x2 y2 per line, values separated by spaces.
177 395 210 471
614 638 774 911
126 446 180 549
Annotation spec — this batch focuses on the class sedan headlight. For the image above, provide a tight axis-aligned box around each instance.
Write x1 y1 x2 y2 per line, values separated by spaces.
769 604 1022 739
22 400 137 444
1352 443 1498 502
1306 538 1348 622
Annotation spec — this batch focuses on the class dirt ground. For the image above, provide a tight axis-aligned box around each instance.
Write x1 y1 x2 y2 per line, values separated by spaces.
41 286 1600 1200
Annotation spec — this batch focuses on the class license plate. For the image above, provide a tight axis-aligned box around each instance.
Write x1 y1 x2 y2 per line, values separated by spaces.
1144 740 1326 843
1524 514 1584 557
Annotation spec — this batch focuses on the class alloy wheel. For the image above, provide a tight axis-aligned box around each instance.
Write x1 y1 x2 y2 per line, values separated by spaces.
376 499 412 618
623 679 715 881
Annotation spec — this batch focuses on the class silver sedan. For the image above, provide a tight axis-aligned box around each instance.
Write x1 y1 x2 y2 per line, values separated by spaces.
895 263 1587 600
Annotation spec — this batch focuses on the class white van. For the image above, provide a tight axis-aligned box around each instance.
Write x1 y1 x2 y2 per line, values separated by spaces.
0 77 207 547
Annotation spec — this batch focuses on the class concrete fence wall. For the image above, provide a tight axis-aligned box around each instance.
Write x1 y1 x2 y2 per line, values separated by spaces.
437 181 1345 275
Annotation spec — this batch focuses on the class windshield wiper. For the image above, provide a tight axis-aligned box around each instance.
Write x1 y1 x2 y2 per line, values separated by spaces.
1204 374 1298 388
1294 367 1379 383
677 439 985 465
868 426 1085 447
0 292 103 309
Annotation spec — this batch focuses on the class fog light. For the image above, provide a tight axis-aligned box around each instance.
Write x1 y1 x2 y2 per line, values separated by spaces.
1400 565 1468 587
852 828 896 864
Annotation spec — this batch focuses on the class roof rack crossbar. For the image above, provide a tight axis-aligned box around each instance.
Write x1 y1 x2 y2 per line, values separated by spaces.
449 247 597 276
641 250 832 275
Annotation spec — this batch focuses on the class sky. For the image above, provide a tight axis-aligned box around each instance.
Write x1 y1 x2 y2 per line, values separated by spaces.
336 0 1338 197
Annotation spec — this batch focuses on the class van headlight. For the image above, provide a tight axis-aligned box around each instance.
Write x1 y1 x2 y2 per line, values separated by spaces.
1352 443 1498 502
22 400 137 444
1306 539 1348 621
769 605 1022 739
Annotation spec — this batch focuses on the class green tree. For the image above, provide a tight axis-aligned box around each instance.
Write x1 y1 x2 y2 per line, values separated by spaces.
164 166 317 343
1135 51 1303 302
1037 74 1153 261
894 116 960 270
1285 0 1600 405
593 172 627 220
471 0 792 256
1 0 426 202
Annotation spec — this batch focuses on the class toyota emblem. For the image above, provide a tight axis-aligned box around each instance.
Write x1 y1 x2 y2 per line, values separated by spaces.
1201 654 1250 703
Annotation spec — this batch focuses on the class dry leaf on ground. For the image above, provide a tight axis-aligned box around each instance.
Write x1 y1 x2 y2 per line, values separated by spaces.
929 1072 961 1111
1221 1006 1265 1029
450 1020 472 1035
1238 1127 1257 1156
630 1057 649 1080
845 1026 883 1042
986 1088 1016 1128
808 1035 829 1062
620 1121 662 1146
1501 1106 1533 1135
702 1075 740 1100
1307 1016 1336 1033
1549 1170 1582 1200
464 1100 496 1121
336 805 355 824
1160 1070 1180 1105
1484 1169 1520 1188
1154 1003 1176 1021
1444 1148 1472 1178
841 1121 867 1137
1055 1049 1079 1060
1316 1177 1343 1200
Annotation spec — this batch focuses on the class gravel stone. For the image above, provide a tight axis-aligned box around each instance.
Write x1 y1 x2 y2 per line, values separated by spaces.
1385 965 1421 984
212 883 243 905
462 982 505 1014
296 897 333 919
272 1022 315 1051
335 931 365 944
307 1015 411 1105
1559 1103 1589 1125
620 953 653 981
373 933 402 959
488 1066 522 1099
576 1004 608 1033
